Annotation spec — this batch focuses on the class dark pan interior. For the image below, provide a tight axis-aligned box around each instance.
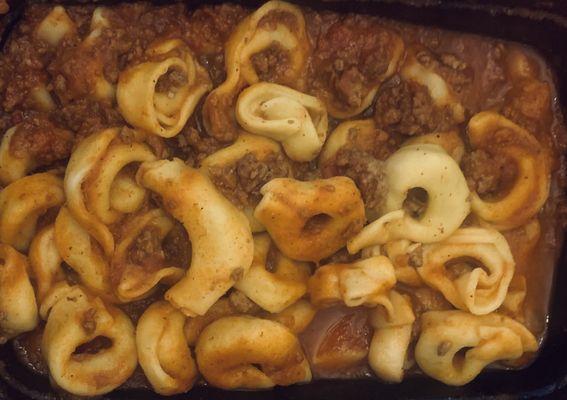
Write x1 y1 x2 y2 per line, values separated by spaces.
1 1 567 399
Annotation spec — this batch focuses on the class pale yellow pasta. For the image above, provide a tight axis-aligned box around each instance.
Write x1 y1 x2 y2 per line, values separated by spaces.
118 39 212 138
417 227 515 315
183 298 238 347
112 209 184 302
0 172 64 251
195 315 311 389
28 85 56 112
401 51 465 125
403 130 465 163
29 225 65 303
368 290 415 383
136 158 254 316
467 111 550 230
202 0 310 141
64 128 155 256
347 144 470 252
136 301 197 395
0 126 36 185
254 177 365 262
501 275 527 317
35 6 76 46
235 234 311 313
265 299 316 334
200 133 290 232
236 82 328 161
41 284 137 396
381 239 424 287
0 244 38 344
308 256 396 308
415 310 538 386
54 207 112 297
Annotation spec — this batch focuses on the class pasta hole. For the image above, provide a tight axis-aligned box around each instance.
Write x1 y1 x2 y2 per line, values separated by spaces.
303 213 333 235
155 67 188 93
444 257 486 280
72 336 112 360
403 187 428 219
452 346 473 371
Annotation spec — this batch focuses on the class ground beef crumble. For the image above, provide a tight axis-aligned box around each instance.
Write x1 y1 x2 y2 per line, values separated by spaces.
461 149 517 196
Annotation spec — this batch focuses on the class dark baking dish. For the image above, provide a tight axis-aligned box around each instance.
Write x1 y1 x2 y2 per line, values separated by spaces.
1 0 566 399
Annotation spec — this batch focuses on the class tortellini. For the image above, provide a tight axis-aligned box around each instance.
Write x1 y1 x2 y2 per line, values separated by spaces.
0 172 65 251
64 128 156 256
195 316 311 389
417 227 515 315
35 5 76 46
41 284 137 396
255 177 365 262
265 299 316 334
136 301 198 395
308 256 396 308
202 0 310 142
29 225 65 303
236 82 328 161
368 290 415 383
348 144 470 252
235 234 311 313
118 39 212 138
111 209 184 302
467 111 550 230
0 244 38 343
136 158 254 316
0 125 36 185
415 311 538 386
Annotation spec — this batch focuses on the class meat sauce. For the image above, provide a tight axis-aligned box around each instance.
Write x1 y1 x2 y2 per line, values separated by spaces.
1 0 565 389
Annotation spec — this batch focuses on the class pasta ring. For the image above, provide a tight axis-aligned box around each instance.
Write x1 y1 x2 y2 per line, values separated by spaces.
41 284 137 396
200 132 291 232
118 39 212 138
136 158 254 316
308 255 396 308
136 301 198 395
236 82 328 161
235 233 311 313
417 227 515 315
254 177 365 262
111 209 184 302
0 125 36 185
0 244 38 344
467 111 550 230
0 172 65 251
368 290 415 383
195 315 311 389
415 310 538 386
29 225 65 303
202 0 310 142
347 144 470 253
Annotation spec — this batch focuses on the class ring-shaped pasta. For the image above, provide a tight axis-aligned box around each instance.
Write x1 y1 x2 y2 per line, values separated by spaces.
29 225 65 303
308 256 396 308
0 244 38 343
401 50 465 125
111 209 184 302
136 301 197 395
236 82 328 161
54 207 112 297
347 144 470 253
235 234 311 313
201 133 291 232
117 39 212 138
41 284 137 396
467 111 550 230
368 290 415 383
136 158 254 316
0 172 64 251
0 126 36 185
202 0 310 142
417 227 515 315
415 310 538 386
255 177 365 262
65 128 155 256
195 315 311 389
